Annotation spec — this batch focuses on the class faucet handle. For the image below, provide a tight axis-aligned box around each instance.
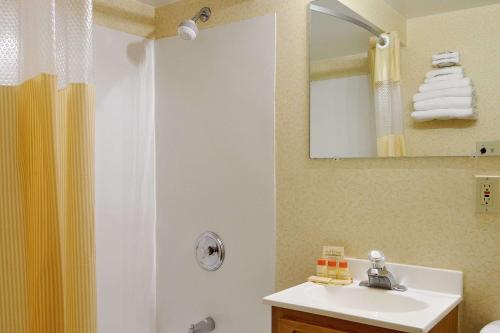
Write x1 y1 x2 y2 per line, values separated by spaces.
188 317 216 333
368 250 385 269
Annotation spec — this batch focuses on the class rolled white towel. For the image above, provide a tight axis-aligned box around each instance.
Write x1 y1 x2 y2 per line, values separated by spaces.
419 78 471 92
414 97 474 111
411 108 477 122
432 51 459 61
413 86 474 102
432 57 460 67
425 66 463 79
424 73 463 83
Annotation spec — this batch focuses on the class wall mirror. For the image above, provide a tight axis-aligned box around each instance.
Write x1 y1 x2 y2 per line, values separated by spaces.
309 0 500 159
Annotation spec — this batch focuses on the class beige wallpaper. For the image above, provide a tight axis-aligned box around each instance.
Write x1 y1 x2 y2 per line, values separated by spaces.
400 4 500 157
93 0 155 38
152 1 498 332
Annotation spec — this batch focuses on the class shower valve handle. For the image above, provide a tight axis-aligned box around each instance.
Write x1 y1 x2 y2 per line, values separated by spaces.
188 317 215 333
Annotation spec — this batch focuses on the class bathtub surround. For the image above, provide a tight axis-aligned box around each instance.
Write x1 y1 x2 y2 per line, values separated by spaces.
155 14 276 333
153 1 500 333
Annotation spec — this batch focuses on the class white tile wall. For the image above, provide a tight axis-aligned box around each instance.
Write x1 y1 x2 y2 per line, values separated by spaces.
155 14 276 333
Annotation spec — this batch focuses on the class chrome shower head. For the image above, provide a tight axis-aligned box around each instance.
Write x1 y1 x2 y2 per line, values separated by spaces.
177 7 212 40
178 20 199 40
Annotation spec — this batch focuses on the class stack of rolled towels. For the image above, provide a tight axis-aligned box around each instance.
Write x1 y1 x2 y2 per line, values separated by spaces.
431 51 460 68
411 52 476 122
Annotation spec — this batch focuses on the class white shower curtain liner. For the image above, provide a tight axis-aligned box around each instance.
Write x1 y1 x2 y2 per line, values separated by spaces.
94 26 156 333
0 0 93 87
1 2 157 332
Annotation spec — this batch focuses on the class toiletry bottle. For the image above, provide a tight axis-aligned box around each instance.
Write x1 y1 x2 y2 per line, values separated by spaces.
327 260 337 279
337 260 351 280
316 259 327 277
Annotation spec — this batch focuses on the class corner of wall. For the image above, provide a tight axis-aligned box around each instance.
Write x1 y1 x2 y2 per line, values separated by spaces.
93 0 156 39
337 0 407 44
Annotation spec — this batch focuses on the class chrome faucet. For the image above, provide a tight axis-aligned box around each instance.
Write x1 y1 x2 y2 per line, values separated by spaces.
360 250 406 292
188 317 216 333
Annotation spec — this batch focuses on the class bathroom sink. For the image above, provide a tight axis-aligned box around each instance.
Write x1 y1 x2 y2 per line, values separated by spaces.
304 284 428 313
263 258 463 333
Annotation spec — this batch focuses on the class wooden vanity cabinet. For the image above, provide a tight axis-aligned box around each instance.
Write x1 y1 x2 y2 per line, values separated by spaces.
272 307 458 333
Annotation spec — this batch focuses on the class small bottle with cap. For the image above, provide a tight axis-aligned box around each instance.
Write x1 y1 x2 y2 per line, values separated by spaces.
327 260 337 279
316 259 328 277
337 260 351 280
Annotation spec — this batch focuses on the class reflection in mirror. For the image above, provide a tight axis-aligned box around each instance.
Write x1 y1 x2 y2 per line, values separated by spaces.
309 0 500 159
310 3 377 158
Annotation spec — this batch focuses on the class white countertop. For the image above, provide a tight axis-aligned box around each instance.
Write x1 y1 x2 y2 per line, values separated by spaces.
263 259 463 333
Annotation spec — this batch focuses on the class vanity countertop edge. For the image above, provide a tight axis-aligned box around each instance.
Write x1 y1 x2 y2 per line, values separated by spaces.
263 258 463 333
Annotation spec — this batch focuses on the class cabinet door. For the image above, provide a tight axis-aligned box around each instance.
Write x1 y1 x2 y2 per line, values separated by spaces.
280 318 349 333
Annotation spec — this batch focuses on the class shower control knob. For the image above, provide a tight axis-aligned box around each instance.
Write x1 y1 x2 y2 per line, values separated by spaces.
195 231 225 271
195 245 217 259
207 246 218 255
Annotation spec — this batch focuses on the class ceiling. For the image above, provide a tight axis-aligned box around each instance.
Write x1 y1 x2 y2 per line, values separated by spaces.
384 0 500 18
136 0 178 7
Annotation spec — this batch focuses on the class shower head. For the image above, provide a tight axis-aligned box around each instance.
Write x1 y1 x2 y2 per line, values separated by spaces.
177 7 212 41
178 20 199 40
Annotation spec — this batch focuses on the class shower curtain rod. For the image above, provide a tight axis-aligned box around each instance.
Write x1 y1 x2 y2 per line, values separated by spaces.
310 4 384 38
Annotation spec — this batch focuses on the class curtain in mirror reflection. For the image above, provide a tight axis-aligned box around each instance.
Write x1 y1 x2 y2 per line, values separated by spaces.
369 32 406 157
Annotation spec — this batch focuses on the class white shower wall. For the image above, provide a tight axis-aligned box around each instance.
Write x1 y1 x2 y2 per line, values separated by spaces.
310 75 376 158
155 15 276 333
94 25 156 333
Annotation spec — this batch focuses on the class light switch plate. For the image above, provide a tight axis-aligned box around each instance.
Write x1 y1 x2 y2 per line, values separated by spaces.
476 176 500 213
476 141 500 156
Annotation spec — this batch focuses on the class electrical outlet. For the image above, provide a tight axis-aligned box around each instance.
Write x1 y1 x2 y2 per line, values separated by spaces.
476 141 500 156
476 176 500 213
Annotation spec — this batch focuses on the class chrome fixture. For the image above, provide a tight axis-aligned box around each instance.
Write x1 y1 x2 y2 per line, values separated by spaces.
192 7 212 23
189 317 216 333
310 4 388 47
195 231 225 271
178 7 212 40
360 250 407 291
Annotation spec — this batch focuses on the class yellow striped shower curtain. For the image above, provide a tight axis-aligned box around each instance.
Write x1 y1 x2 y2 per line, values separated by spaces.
0 1 97 332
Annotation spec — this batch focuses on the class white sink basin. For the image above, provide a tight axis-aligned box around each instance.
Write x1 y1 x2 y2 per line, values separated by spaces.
304 284 429 313
263 259 463 333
